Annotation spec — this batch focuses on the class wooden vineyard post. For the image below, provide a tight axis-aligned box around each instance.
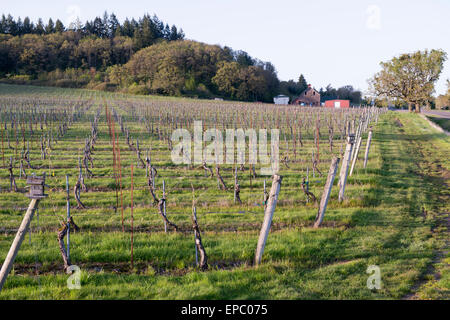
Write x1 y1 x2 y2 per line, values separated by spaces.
19 159 24 179
338 134 355 203
363 129 373 169
234 166 242 205
66 175 70 263
1 126 4 167
255 175 282 266
111 118 119 213
117 138 124 233
0 199 39 291
130 164 134 270
350 123 361 162
163 180 167 233
193 206 199 267
314 157 340 228
316 117 320 163
147 148 156 190
349 135 363 176
263 179 268 211
306 167 309 203
234 165 238 202
0 174 47 292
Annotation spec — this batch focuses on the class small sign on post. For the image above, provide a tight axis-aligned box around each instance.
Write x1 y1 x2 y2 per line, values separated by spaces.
26 174 48 199
0 174 47 292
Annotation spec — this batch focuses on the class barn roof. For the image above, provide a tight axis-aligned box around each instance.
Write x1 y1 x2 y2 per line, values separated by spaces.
300 87 319 95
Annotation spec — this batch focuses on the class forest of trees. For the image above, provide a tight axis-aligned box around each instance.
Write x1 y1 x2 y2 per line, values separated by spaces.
319 85 362 105
0 12 363 103
0 13 280 101
0 13 184 76
109 40 279 101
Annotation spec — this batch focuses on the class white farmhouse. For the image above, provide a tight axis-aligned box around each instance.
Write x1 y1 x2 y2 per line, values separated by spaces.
273 94 289 105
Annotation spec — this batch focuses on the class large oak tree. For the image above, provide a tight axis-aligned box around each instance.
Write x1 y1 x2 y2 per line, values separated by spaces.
370 49 447 112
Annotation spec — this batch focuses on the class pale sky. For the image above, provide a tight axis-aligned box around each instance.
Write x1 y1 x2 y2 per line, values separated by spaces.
2 0 450 95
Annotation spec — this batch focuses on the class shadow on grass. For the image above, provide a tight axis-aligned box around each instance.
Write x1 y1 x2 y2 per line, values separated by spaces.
360 129 441 211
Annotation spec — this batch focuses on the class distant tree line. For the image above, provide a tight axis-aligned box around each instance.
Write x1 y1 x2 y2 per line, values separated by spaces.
0 12 184 46
319 85 362 105
436 80 450 110
278 74 308 101
279 74 362 105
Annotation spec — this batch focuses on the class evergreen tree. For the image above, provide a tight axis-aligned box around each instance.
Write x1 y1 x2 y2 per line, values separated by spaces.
45 18 55 34
108 13 120 38
130 18 139 34
163 23 171 39
135 14 155 49
16 17 23 35
22 17 33 34
151 14 164 39
168 25 184 41
83 20 94 35
102 11 110 37
121 18 134 37
178 28 185 40
35 18 45 34
298 74 307 92
92 17 105 37
6 14 17 35
55 19 65 33
169 25 179 41
0 15 6 34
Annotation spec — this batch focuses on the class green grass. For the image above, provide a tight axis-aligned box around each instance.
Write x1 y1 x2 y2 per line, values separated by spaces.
0 84 449 299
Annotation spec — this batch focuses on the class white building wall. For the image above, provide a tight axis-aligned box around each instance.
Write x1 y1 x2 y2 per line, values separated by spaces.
274 96 289 105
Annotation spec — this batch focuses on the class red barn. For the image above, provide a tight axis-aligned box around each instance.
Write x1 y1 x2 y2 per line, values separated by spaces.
292 85 320 106
324 99 350 108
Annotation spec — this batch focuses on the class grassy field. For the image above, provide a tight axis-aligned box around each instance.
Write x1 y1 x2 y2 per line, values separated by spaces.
0 84 448 299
